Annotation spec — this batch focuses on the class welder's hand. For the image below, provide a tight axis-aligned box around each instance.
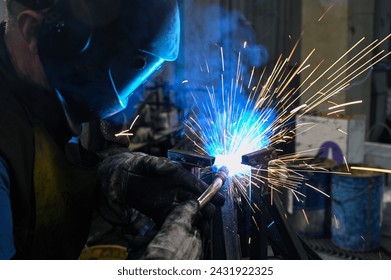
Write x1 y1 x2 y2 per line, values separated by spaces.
142 200 202 260
97 152 224 224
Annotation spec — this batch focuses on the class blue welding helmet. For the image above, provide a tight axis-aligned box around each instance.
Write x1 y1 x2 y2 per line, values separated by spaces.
29 0 180 122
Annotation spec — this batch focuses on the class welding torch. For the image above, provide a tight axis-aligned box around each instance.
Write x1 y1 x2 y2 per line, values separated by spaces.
197 166 229 209
167 150 229 208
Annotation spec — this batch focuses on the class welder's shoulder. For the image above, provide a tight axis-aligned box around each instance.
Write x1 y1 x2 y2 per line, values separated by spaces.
0 89 32 129
0 90 34 162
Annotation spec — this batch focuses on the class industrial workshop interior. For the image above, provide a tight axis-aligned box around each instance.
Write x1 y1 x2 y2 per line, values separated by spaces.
0 0 390 261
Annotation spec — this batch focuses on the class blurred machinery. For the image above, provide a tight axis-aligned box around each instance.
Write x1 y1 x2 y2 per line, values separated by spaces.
81 80 185 156
127 82 183 155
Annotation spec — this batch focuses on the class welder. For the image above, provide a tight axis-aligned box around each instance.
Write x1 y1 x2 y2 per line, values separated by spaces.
0 0 223 259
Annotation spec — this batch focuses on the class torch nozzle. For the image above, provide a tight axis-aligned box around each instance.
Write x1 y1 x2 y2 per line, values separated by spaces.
197 166 229 209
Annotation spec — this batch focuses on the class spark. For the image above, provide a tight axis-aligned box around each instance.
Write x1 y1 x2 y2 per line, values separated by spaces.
290 104 307 114
115 115 140 138
328 100 363 110
302 209 310 225
343 156 350 172
204 54 210 73
328 100 338 106
327 109 345 115
305 183 330 198
248 66 255 89
297 64 311 75
333 215 340 229
220 46 225 72
337 129 348 135
252 216 260 231
318 3 334 22
115 132 133 137
351 166 391 174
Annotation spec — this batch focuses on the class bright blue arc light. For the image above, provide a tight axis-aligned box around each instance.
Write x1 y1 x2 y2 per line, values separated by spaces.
190 87 275 177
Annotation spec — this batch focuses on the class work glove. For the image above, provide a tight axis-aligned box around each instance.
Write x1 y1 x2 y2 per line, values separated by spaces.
142 200 202 260
97 152 224 225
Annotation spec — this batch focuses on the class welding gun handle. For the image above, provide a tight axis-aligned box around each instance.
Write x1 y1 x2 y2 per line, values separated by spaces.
197 177 224 209
197 166 229 209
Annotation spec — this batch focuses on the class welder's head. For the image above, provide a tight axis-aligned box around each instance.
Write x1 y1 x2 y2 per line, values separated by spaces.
8 0 180 122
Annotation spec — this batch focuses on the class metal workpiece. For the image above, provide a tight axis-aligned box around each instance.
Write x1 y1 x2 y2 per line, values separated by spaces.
241 147 276 167
168 150 215 168
220 185 241 260
197 166 229 209
168 149 216 179
241 147 276 259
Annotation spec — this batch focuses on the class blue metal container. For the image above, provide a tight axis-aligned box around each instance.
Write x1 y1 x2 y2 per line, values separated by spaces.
288 158 335 237
331 166 384 251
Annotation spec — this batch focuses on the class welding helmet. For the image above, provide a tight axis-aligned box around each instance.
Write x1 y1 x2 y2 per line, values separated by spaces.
17 0 180 122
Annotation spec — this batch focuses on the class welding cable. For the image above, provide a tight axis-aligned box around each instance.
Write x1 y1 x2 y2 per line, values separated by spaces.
197 166 229 209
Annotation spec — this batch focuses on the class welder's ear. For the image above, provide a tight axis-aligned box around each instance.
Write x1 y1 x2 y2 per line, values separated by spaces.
17 10 44 54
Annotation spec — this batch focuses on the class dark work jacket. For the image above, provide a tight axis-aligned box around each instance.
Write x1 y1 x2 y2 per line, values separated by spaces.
0 23 97 259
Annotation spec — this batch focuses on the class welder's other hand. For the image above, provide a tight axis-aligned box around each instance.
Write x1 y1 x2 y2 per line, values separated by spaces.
97 152 224 223
142 200 202 260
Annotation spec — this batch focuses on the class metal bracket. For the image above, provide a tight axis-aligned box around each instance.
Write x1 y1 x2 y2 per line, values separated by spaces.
168 149 215 179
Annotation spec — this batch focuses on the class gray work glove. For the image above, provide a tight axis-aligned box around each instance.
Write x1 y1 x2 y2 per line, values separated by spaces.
98 152 224 225
142 200 202 260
